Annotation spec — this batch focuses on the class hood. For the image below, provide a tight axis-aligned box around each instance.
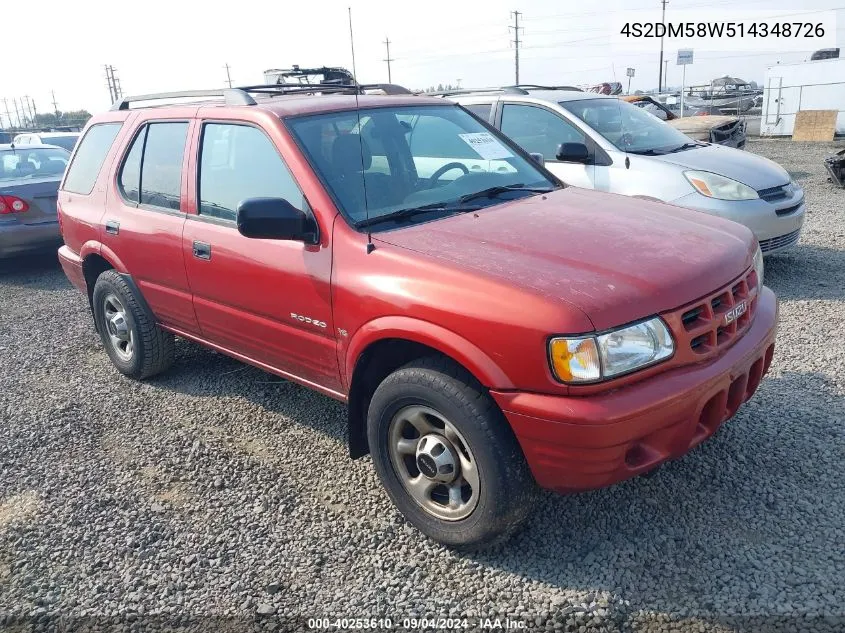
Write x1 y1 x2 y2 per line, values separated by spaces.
651 143 790 190
375 188 755 331
667 115 738 133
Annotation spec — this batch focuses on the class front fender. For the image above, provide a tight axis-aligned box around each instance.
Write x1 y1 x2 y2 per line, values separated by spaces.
344 316 515 390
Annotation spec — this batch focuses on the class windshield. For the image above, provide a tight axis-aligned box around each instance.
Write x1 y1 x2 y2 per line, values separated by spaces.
560 98 693 154
286 105 556 229
0 147 70 181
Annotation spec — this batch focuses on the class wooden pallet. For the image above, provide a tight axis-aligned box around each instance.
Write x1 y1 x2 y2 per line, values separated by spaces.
792 110 838 142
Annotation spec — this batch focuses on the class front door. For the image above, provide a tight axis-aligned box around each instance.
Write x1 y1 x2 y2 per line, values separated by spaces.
499 103 597 190
182 121 340 392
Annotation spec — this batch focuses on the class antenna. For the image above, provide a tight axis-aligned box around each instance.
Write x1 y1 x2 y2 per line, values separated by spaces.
348 7 374 254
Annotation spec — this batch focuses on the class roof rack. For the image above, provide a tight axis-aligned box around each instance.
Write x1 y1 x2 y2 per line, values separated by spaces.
110 83 412 111
423 87 530 97
506 84 583 92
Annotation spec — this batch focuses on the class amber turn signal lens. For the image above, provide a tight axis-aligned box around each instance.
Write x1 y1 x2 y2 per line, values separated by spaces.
549 337 601 383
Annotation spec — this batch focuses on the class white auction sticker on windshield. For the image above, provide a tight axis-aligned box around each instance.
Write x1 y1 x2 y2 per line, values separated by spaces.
458 133 514 160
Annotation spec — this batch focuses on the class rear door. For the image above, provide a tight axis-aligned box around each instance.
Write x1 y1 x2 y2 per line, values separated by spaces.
100 116 199 333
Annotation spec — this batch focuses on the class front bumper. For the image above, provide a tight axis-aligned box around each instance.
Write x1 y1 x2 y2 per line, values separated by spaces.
0 220 61 258
670 190 805 253
491 287 778 493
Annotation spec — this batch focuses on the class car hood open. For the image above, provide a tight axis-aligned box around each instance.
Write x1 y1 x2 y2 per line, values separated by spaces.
375 187 755 331
651 143 790 190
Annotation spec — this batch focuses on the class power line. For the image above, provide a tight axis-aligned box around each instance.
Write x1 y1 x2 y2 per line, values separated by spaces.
509 10 523 84
383 37 394 83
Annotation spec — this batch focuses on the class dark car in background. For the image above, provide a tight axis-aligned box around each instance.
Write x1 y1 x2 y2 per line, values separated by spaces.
0 144 70 258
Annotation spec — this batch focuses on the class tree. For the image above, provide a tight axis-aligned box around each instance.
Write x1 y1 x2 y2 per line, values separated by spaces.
33 109 91 130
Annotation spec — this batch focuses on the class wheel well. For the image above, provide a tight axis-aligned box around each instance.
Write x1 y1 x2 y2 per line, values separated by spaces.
346 339 483 459
82 254 113 311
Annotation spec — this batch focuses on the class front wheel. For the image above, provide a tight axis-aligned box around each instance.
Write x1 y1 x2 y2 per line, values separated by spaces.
367 357 536 548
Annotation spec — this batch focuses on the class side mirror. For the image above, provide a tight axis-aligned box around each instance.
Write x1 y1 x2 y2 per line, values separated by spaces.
237 197 316 243
556 142 590 163
529 152 545 165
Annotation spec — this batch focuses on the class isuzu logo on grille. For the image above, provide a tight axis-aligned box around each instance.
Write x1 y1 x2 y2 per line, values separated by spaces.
723 300 748 326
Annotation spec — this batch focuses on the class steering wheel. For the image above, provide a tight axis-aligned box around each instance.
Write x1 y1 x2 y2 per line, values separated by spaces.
428 162 470 187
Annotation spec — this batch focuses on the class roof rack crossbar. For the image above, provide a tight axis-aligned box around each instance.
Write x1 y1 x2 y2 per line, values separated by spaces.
111 88 257 110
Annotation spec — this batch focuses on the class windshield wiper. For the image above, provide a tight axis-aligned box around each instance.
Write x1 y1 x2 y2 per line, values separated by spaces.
356 202 483 228
626 148 667 156
458 184 554 204
665 142 701 153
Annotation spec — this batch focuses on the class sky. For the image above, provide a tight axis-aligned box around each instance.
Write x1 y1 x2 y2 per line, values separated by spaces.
1 0 843 124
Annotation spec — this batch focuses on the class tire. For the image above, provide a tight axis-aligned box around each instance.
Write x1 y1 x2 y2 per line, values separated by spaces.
92 270 174 379
367 356 536 548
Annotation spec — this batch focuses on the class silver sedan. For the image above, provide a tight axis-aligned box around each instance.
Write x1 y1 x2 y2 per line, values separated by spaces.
452 89 804 254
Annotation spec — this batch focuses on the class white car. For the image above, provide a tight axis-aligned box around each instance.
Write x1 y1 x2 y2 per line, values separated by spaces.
446 87 804 254
12 131 79 152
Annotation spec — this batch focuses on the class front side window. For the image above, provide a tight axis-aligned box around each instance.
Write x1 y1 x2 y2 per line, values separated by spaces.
287 104 556 231
560 97 692 153
63 123 122 194
198 123 304 222
501 104 586 161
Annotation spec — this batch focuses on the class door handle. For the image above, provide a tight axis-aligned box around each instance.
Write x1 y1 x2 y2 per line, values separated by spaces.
192 241 211 260
105 220 120 235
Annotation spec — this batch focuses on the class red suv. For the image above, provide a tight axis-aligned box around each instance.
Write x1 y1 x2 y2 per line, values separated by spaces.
57 85 776 547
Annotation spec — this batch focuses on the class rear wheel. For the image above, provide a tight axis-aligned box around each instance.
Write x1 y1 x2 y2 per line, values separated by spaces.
92 270 174 379
367 357 536 548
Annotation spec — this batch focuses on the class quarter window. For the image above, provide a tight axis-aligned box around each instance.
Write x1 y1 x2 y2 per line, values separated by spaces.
198 123 304 222
500 104 585 161
63 123 122 194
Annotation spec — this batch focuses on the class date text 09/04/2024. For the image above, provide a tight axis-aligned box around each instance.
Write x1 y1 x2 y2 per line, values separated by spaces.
307 617 527 629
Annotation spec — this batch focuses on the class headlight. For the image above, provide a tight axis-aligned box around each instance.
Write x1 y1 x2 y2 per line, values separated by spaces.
753 242 765 287
684 170 758 200
549 317 674 383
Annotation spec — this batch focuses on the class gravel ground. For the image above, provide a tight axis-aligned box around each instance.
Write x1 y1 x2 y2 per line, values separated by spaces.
1 138 843 633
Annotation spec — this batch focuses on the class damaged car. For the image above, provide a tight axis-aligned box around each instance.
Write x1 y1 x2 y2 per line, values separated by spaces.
622 95 747 149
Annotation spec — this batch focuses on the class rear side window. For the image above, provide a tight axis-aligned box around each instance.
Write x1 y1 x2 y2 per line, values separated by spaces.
140 123 188 210
117 122 188 211
63 123 122 194
198 123 303 222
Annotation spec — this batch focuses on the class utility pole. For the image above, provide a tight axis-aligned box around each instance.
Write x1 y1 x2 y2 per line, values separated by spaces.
664 60 669 89
658 0 668 92
105 65 123 102
224 63 233 88
2 99 11 130
52 91 60 118
23 96 34 125
13 99 22 128
382 37 394 83
509 10 523 85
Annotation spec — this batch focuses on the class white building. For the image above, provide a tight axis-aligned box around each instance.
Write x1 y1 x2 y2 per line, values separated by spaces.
761 57 845 137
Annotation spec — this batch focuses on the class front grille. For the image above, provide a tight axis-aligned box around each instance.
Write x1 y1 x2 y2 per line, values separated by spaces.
757 184 790 202
661 268 759 362
759 228 801 252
